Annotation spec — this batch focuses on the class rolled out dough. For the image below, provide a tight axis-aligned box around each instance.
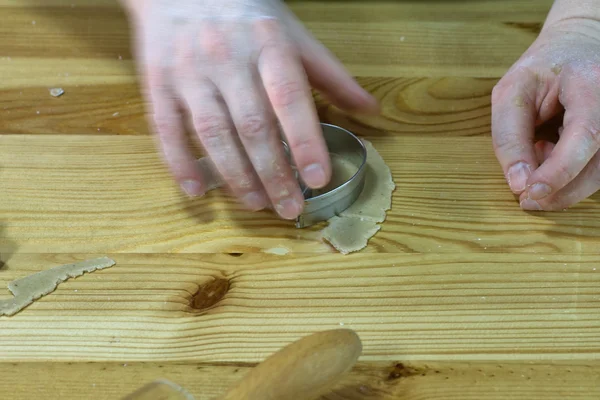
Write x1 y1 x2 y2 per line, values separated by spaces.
0 257 116 317
321 139 395 254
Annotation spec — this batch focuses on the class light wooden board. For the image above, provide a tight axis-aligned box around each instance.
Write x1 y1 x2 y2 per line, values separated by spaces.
3 361 600 400
4 0 599 399
0 77 498 136
3 134 600 254
0 1 544 91
1 253 600 362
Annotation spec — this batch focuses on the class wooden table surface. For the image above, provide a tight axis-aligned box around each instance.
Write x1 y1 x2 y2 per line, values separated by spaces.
2 0 600 399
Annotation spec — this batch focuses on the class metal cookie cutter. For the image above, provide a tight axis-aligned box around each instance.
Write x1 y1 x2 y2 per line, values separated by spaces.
281 123 367 229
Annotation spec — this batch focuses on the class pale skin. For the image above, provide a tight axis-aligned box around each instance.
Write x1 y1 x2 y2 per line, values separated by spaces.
122 0 600 218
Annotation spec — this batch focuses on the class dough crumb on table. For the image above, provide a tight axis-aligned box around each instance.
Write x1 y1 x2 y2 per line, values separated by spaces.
0 257 116 317
49 88 64 97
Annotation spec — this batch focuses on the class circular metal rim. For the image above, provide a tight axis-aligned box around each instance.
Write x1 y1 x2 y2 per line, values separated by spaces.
302 123 367 212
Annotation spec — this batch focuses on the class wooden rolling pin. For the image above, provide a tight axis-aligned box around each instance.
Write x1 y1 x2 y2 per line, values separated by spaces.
123 329 362 400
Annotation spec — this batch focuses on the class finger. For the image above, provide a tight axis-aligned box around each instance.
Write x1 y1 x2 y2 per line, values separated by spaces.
520 149 600 211
534 140 555 165
255 19 331 191
145 70 206 197
217 68 305 220
180 81 269 211
287 19 379 114
524 74 600 201
491 69 540 194
300 38 379 114
171 26 269 211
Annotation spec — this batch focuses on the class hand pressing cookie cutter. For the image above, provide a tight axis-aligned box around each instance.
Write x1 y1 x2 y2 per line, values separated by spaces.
281 123 367 229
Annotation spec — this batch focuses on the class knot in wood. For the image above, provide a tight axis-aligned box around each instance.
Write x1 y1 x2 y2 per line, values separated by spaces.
191 277 230 311
387 363 422 381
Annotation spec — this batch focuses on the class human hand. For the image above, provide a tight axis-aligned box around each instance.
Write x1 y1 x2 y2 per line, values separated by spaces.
122 0 378 219
491 12 600 211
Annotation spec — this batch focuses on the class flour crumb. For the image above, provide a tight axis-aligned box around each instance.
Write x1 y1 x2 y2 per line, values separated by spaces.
265 247 290 256
49 88 65 97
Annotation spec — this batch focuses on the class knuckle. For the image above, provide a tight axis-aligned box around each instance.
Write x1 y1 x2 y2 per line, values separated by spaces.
286 137 313 154
193 114 229 143
238 114 268 140
491 68 536 105
269 79 305 108
199 25 231 62
540 196 570 212
553 161 578 185
254 17 284 37
229 173 256 191
492 132 521 155
219 162 258 192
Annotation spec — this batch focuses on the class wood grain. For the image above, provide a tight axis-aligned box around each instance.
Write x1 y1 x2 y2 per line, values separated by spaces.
1 253 600 362
0 2 546 85
3 1 599 399
2 360 599 400
3 134 600 254
0 77 499 137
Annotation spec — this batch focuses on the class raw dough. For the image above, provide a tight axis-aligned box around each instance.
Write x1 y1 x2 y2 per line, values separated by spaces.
49 88 64 97
321 139 395 254
0 257 116 317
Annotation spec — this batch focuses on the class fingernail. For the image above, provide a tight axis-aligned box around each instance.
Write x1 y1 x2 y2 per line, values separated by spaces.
507 162 531 193
275 198 302 220
520 198 542 211
181 180 204 197
242 192 266 211
528 183 552 200
302 164 327 188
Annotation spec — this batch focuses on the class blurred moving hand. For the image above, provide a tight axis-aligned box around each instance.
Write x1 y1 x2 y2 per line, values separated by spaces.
122 0 378 219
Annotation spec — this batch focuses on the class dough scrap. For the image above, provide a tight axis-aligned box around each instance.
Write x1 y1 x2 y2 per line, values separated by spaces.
321 139 395 254
322 216 381 254
49 88 64 97
0 257 116 317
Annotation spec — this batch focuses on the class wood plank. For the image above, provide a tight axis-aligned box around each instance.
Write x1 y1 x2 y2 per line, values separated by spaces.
0 77 560 137
0 77 498 136
2 360 599 400
0 6 543 82
288 0 553 23
2 1 597 398
2 134 600 254
0 84 146 136
1 253 599 362
0 0 555 22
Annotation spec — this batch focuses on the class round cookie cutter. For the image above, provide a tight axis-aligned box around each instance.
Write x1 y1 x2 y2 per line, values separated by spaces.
281 123 367 229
